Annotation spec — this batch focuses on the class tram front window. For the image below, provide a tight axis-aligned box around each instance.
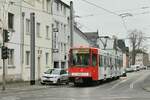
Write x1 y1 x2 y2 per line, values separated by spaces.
72 53 90 66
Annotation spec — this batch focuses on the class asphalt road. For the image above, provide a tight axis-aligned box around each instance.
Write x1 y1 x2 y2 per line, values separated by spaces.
0 70 150 100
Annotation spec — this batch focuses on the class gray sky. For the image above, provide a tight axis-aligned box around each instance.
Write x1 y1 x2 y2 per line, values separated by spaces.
63 0 150 50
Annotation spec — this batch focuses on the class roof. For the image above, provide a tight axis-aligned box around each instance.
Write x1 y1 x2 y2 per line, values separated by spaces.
55 0 70 8
84 32 99 39
74 26 91 44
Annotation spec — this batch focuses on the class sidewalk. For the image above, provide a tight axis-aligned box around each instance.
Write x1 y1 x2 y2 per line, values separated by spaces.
142 74 150 92
0 81 49 94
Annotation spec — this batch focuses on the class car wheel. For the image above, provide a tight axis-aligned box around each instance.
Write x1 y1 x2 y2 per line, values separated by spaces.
57 79 61 85
65 81 69 85
40 82 45 85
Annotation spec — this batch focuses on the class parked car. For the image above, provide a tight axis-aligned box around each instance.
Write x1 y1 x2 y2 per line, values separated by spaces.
40 68 68 85
126 67 134 73
122 69 127 77
130 65 140 72
133 65 140 71
141 65 147 70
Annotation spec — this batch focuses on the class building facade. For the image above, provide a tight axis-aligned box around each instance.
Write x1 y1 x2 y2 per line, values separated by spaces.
0 0 22 82
21 0 53 81
135 52 149 68
0 0 53 82
52 0 70 69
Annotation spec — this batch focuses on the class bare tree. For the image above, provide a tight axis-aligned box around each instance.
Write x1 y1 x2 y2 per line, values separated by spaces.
128 29 145 65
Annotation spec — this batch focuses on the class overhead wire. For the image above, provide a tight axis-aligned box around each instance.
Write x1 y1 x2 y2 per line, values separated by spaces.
80 0 119 16
80 0 150 36
80 0 130 33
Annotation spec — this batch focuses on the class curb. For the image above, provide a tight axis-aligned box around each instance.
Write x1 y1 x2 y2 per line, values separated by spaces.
0 85 51 94
143 86 150 92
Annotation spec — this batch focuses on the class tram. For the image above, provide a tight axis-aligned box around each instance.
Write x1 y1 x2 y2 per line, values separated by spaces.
68 47 123 85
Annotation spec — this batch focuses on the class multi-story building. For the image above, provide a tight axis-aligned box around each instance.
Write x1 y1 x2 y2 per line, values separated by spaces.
0 0 22 82
0 0 53 82
21 0 53 81
52 0 70 69
135 52 149 68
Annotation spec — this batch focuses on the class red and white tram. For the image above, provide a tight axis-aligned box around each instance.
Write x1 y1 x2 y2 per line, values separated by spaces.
68 47 123 85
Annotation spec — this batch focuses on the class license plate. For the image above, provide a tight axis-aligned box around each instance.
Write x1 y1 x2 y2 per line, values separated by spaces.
75 78 83 83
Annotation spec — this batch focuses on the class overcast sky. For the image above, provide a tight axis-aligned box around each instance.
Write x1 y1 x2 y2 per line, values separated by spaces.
62 0 150 50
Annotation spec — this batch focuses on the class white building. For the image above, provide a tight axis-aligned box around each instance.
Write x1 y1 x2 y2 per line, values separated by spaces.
52 0 70 69
0 0 53 82
135 52 149 68
0 0 22 82
73 26 91 47
21 0 53 81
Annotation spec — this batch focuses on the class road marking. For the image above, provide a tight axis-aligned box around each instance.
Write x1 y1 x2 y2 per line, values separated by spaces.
130 72 150 89
130 83 134 89
109 79 127 90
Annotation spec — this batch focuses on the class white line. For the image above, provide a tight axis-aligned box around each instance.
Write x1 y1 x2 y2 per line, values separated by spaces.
110 79 127 90
130 72 150 89
130 83 133 89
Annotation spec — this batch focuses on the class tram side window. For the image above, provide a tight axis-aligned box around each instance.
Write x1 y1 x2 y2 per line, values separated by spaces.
115 58 117 68
92 54 97 66
99 55 103 67
107 56 110 67
109 57 112 67
104 56 106 65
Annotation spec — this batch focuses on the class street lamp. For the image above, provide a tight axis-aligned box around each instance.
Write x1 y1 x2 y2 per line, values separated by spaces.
74 14 94 18
119 13 133 31
119 13 133 18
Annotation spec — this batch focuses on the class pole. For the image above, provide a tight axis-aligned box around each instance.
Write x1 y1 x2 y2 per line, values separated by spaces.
2 31 6 91
2 56 6 91
30 13 35 85
70 1 74 47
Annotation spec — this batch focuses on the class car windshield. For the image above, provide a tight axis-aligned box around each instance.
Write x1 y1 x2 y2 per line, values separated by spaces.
51 69 60 75
45 69 53 74
45 69 60 75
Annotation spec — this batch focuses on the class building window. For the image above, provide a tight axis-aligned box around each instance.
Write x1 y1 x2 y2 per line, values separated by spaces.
64 44 66 52
56 2 59 11
46 53 49 65
36 22 41 37
68 36 70 43
8 12 14 30
54 62 59 68
46 25 49 39
64 25 66 34
56 21 59 30
46 0 51 12
26 51 30 65
61 43 63 52
8 49 14 65
61 4 63 11
53 32 57 49
26 19 30 34
42 0 45 9
64 6 66 15
61 23 63 33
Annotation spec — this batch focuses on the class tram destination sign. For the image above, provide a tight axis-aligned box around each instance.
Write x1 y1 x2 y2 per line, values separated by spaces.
73 48 89 54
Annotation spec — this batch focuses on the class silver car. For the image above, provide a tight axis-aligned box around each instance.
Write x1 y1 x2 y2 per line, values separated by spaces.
40 68 68 85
